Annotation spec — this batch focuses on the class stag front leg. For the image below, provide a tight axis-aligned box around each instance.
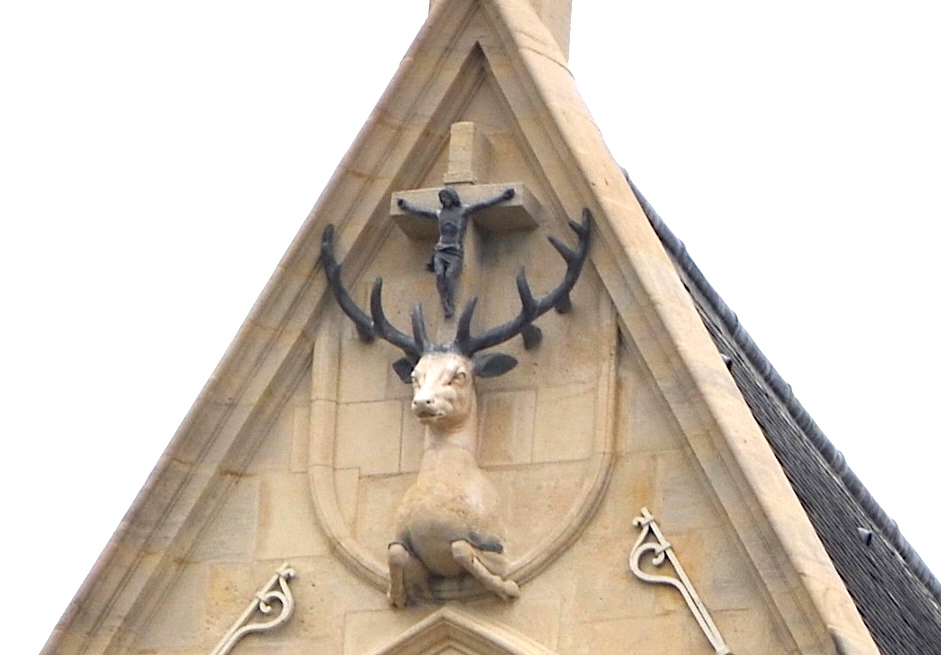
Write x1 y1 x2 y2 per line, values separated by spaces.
387 543 430 608
450 540 520 601
387 543 409 608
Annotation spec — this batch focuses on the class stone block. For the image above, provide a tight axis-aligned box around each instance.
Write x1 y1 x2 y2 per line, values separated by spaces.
530 311 610 387
533 383 595 462
230 637 340 655
132 563 207 652
311 320 341 403
334 467 360 529
690 528 763 612
287 555 388 643
354 473 416 561
520 542 582 605
255 473 329 560
489 460 586 551
204 563 268 647
238 328 303 402
342 607 436 655
443 120 491 185
245 407 291 473
385 369 414 401
569 536 654 623
190 477 259 562
709 608 793 654
558 615 699 655
588 455 656 538
620 348 685 454
338 338 392 404
399 406 425 473
335 400 403 476
479 388 536 466
308 399 337 467
290 405 310 473
467 597 563 651
653 449 717 532
200 559 350 650
120 455 193 551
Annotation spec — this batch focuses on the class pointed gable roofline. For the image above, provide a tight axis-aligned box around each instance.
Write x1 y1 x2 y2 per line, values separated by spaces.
45 1 884 652
629 174 941 654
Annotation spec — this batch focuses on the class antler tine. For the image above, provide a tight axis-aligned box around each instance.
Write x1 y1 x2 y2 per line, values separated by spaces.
454 296 479 351
535 209 592 315
369 278 422 358
321 225 374 343
410 303 432 353
454 267 538 355
452 209 592 355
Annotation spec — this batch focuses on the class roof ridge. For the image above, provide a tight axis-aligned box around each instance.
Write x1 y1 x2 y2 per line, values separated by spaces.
625 172 941 607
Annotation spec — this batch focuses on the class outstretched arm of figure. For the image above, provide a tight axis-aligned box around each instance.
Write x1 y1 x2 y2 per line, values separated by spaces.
465 187 515 215
396 197 438 219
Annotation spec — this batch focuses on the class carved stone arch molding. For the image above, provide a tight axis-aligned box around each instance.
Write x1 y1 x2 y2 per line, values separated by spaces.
368 606 560 655
308 238 617 600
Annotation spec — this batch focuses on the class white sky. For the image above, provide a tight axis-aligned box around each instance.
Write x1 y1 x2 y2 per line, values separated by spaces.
3 2 939 653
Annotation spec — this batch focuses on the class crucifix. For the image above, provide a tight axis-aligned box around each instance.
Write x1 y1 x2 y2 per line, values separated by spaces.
391 121 541 319
396 187 515 318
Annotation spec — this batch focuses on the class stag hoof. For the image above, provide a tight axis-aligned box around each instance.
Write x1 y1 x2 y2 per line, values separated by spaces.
498 579 520 601
387 588 408 609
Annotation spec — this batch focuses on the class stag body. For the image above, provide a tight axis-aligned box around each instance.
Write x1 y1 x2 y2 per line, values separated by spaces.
387 351 517 607
321 209 591 607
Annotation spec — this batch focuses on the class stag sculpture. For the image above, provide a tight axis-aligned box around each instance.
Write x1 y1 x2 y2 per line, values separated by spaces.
320 210 591 607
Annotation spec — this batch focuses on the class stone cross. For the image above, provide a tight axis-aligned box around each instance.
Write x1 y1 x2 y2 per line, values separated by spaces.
391 121 540 319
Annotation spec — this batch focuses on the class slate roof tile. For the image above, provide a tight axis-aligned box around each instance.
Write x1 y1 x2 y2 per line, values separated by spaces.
628 175 941 655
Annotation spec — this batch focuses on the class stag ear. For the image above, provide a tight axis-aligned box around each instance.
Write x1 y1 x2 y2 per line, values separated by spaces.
472 353 518 378
392 357 416 383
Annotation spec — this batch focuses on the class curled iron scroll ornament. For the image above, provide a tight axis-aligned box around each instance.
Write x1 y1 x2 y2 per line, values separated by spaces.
630 508 732 655
209 563 296 655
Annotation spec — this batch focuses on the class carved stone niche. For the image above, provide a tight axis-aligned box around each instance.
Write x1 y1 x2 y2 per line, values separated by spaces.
367 606 559 655
308 246 618 603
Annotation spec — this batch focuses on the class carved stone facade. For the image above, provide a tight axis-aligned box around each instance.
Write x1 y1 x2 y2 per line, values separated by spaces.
43 1 883 654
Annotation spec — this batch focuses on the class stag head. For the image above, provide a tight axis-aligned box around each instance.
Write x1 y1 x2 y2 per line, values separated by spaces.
409 351 475 428
320 210 592 383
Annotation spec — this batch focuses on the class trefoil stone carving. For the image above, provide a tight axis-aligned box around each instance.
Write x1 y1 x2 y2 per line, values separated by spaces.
209 563 296 655
630 508 732 655
320 210 591 607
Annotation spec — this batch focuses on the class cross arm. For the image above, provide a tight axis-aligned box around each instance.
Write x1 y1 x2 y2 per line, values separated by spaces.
396 197 438 220
391 183 540 239
464 187 515 215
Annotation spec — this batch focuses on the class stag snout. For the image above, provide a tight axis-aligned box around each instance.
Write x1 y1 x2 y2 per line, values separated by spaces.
411 394 443 422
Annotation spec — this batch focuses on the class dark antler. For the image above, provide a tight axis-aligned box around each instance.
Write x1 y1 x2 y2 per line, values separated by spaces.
322 209 591 372
453 209 592 356
368 279 425 359
321 225 374 343
322 225 428 360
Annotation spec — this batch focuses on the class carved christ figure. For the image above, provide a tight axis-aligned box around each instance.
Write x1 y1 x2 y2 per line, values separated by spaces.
397 186 515 317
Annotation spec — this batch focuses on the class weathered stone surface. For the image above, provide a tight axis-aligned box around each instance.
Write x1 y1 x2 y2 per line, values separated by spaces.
47 1 881 654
